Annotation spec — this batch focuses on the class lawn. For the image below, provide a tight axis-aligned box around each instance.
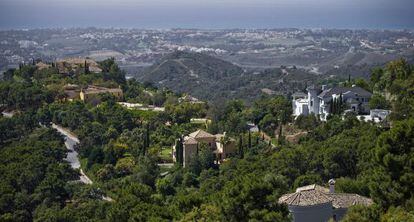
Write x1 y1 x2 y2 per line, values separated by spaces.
159 146 173 163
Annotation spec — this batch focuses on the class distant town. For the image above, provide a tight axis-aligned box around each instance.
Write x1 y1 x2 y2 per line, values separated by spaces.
1 28 413 77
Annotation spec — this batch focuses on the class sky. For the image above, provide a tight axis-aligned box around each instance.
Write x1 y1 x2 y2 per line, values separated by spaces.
0 0 413 29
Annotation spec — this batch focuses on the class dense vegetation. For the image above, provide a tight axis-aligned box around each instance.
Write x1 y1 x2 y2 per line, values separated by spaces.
138 51 321 103
1 58 413 221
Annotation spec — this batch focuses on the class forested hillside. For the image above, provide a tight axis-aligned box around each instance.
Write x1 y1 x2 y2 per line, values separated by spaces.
138 51 321 102
0 58 413 221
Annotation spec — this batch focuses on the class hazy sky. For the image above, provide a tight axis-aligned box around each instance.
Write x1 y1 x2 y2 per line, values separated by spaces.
0 0 413 29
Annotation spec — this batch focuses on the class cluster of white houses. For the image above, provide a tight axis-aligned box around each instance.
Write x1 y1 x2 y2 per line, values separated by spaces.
292 85 373 120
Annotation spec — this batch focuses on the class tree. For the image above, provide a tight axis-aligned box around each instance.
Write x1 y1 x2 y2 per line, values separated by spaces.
115 156 135 176
248 130 252 150
370 118 414 209
239 134 244 158
369 94 391 109
198 143 215 171
175 137 184 166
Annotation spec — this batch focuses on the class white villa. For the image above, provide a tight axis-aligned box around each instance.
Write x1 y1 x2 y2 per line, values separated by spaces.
293 85 373 120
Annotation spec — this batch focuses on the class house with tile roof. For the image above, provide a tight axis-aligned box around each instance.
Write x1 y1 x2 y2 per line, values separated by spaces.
293 85 372 120
56 58 102 75
279 179 373 222
173 129 236 167
80 85 123 105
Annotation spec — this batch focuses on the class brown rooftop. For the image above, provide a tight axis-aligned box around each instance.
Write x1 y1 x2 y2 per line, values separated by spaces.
329 193 373 208
82 85 122 95
189 129 215 139
279 183 373 208
183 137 199 145
279 189 332 206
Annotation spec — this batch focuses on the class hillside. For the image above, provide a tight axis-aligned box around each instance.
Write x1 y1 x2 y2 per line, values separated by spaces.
138 51 242 99
138 51 320 102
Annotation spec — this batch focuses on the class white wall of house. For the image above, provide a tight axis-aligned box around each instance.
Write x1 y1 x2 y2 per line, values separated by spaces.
288 203 333 222
293 86 372 120
293 99 309 117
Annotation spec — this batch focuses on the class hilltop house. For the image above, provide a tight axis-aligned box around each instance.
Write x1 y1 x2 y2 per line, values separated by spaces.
178 95 205 104
173 129 236 167
80 85 123 104
279 179 373 222
63 84 81 101
56 58 102 75
293 85 372 120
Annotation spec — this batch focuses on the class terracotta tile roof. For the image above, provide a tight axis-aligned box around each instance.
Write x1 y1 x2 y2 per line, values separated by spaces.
279 184 373 208
329 193 373 208
183 136 198 145
189 129 215 139
82 85 122 95
279 189 332 206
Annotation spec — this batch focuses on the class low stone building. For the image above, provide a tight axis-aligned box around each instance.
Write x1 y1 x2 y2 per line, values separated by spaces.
80 85 123 104
63 84 81 101
56 58 102 75
279 179 373 222
173 129 236 167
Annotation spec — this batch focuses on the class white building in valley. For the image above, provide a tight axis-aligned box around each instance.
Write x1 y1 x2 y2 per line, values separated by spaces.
293 85 372 120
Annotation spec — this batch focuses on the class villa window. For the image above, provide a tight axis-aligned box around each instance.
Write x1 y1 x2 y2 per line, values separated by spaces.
310 101 313 106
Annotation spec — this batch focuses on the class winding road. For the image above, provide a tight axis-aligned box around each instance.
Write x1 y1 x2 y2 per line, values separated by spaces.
52 124 114 201
52 124 93 184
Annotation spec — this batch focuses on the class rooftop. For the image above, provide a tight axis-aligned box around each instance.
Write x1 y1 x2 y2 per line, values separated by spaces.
183 136 199 145
279 183 373 208
82 85 122 95
318 86 372 99
189 129 215 139
279 189 332 206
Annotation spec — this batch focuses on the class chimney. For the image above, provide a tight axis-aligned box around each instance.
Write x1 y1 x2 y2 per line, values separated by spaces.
322 85 327 91
328 179 336 193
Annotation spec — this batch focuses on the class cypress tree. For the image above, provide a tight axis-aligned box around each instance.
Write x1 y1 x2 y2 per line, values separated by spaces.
143 123 150 155
339 93 343 113
278 125 283 141
248 130 252 150
239 134 244 158
176 137 183 166
146 123 150 147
